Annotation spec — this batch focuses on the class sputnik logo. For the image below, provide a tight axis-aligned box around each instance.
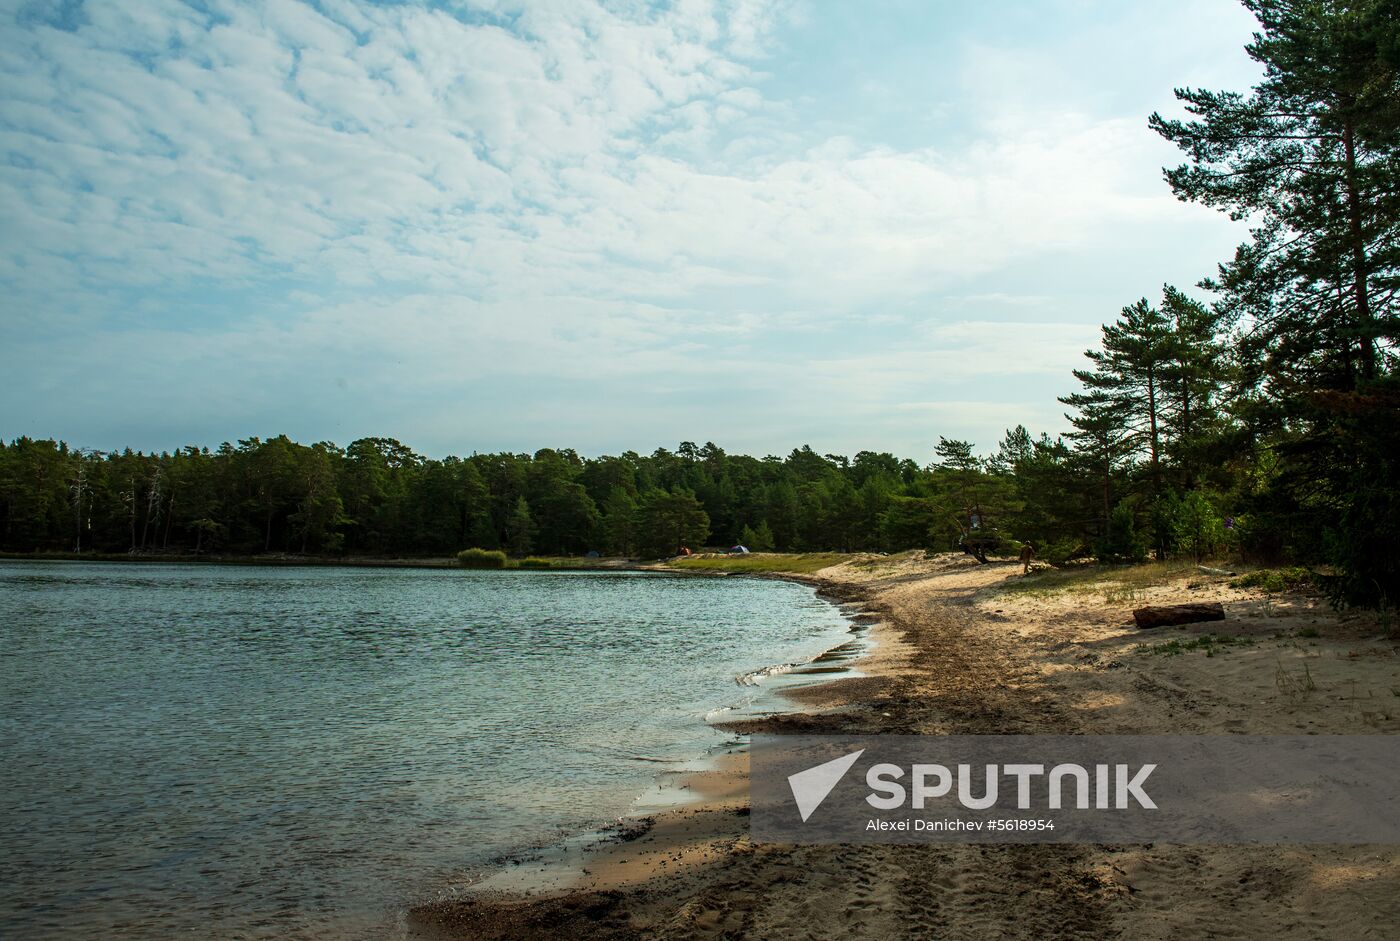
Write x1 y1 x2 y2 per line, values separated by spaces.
787 749 865 822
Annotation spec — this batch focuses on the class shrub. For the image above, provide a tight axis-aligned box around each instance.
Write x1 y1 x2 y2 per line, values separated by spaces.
739 521 775 552
1170 491 1226 561
457 547 508 569
1096 500 1148 563
518 557 553 569
1230 566 1315 593
1040 536 1086 566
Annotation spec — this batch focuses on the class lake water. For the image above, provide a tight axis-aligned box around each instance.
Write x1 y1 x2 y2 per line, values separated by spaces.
0 562 857 939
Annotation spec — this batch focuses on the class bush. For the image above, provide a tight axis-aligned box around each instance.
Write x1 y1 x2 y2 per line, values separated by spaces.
1230 566 1315 593
1170 491 1226 561
518 557 553 569
457 548 508 568
1096 500 1148 563
1040 536 1086 566
739 521 775 552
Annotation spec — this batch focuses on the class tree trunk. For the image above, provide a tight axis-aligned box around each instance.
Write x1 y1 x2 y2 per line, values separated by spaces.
1146 364 1166 560
1146 366 1160 478
162 492 174 550
1335 282 1356 389
1342 118 1376 380
1101 463 1111 538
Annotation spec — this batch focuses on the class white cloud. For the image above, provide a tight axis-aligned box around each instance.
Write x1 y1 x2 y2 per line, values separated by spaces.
0 0 1249 456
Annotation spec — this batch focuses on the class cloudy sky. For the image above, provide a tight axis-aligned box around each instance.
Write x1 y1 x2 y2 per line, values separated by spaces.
2 0 1262 460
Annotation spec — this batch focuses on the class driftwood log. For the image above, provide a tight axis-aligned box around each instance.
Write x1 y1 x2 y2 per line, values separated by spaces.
1133 602 1226 629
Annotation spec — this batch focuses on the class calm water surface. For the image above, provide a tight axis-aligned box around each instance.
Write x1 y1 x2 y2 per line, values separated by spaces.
0 562 856 939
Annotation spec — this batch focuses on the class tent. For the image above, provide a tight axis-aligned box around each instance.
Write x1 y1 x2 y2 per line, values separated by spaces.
728 545 750 554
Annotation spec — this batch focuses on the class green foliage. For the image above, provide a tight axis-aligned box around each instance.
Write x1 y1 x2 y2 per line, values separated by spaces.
517 557 554 569
1168 490 1226 561
505 497 535 557
601 487 638 556
1151 0 1398 392
1230 567 1316 594
1147 0 1400 606
1313 381 1400 609
635 488 710 557
739 520 775 552
1059 287 1229 559
1096 500 1148 564
1039 537 1085 566
456 548 507 569
879 495 937 550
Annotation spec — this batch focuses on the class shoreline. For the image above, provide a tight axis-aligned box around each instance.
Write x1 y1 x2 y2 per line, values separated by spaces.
407 560 904 935
413 575 883 907
410 551 1400 941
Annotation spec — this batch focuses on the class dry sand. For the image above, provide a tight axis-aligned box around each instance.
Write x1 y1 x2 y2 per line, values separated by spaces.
410 553 1400 940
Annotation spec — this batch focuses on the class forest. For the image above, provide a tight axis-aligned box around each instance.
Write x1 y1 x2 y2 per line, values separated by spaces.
1 0 1396 608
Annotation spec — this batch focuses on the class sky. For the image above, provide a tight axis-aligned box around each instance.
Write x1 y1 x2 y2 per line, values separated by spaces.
1 0 1265 461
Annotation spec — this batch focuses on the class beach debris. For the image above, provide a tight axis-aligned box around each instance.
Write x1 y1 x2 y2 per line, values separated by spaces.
1196 564 1237 577
1132 602 1226 629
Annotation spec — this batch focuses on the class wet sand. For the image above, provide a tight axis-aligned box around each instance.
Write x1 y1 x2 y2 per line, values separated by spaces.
410 552 1400 940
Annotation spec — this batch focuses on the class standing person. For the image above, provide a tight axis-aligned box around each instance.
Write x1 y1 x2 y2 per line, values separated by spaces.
1018 541 1037 574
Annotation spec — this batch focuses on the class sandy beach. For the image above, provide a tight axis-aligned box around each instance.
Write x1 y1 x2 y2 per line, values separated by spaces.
411 552 1400 940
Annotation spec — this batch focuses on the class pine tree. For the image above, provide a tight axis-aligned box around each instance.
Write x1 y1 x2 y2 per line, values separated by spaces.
602 486 637 556
1067 298 1173 492
1152 0 1400 606
1159 285 1229 486
1150 0 1400 390
751 519 775 551
1061 394 1135 542
506 497 535 557
635 488 709 556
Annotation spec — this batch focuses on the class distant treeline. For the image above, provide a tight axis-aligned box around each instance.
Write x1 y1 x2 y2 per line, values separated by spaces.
0 433 1085 562
2 1 1397 609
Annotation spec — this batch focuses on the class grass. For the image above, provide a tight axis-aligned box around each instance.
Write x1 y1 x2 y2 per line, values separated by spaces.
1140 634 1256 657
456 548 508 569
665 552 847 575
486 555 619 570
992 560 1198 598
1275 658 1318 703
